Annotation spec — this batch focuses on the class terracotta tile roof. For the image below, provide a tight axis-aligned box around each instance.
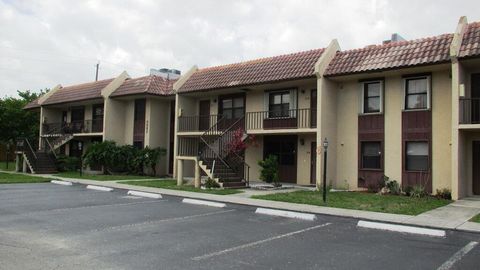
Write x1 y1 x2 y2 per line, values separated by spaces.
459 22 480 58
178 48 325 93
324 34 453 76
110 75 176 97
23 97 41 110
42 78 114 106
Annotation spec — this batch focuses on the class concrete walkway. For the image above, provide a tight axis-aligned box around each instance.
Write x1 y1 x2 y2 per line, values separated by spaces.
405 196 480 232
2 170 480 233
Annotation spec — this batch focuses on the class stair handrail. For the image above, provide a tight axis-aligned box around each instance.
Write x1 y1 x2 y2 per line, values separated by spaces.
199 115 250 185
44 137 58 158
24 138 37 159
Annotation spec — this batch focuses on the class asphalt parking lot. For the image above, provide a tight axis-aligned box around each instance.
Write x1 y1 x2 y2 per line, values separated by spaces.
0 183 479 270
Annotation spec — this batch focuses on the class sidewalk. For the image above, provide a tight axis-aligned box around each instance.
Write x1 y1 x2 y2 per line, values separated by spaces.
2 170 480 233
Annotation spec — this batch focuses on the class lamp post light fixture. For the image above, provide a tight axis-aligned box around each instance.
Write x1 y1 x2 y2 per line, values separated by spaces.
322 138 329 203
78 141 83 176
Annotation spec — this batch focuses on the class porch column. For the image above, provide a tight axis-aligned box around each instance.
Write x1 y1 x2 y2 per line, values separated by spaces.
22 157 27 173
194 159 201 188
15 154 21 172
177 159 183 186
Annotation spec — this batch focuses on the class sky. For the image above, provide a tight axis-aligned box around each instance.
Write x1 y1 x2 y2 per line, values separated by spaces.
1 0 479 97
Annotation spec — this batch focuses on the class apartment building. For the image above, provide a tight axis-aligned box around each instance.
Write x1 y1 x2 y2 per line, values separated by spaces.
21 16 480 200
22 69 178 175
173 17 480 199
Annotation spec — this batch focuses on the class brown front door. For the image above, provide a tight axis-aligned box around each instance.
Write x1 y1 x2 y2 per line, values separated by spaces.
310 141 317 184
264 135 297 183
473 141 480 195
199 100 211 131
311 89 317 128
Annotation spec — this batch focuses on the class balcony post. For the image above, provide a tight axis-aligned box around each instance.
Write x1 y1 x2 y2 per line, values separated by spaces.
177 159 183 186
194 159 201 188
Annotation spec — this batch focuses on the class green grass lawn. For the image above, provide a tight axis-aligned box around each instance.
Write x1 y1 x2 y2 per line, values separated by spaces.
54 171 159 181
0 172 52 184
252 190 451 215
470 214 480 223
0 161 15 171
123 180 243 195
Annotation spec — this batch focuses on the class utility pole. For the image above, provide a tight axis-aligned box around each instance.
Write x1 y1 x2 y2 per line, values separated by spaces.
94 61 100 81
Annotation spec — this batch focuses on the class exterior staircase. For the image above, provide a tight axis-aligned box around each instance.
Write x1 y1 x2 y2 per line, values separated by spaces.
17 138 58 174
198 116 250 188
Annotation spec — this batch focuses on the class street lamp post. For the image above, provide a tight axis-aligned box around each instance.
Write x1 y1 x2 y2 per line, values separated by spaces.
78 142 83 176
5 142 10 170
322 138 329 203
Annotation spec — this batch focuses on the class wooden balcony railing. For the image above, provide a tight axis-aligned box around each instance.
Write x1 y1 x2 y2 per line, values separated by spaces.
460 98 480 124
42 119 104 135
178 115 221 132
178 109 316 133
245 108 316 130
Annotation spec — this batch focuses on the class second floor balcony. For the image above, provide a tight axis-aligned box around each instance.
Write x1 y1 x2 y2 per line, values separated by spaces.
460 98 480 125
178 108 316 133
42 119 104 136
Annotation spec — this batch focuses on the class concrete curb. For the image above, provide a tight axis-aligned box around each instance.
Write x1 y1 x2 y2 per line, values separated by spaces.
86 185 113 192
51 180 73 186
14 173 480 234
255 208 316 221
127 190 162 199
182 198 226 208
358 220 446 237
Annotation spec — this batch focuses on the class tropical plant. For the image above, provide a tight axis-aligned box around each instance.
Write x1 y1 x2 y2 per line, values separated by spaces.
205 177 220 189
55 155 79 172
410 185 428 198
139 147 167 176
258 155 280 187
435 188 452 200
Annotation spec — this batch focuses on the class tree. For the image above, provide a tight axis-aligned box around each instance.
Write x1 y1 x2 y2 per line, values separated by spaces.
0 89 47 144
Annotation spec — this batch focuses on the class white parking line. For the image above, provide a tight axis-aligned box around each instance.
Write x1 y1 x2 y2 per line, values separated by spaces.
86 185 113 192
437 241 478 270
127 190 162 199
182 198 226 208
357 220 446 237
51 180 73 186
255 208 316 221
91 209 236 233
192 222 331 261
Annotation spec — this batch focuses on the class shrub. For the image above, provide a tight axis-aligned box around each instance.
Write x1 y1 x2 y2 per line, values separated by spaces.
403 186 414 196
384 176 401 195
258 155 280 187
366 177 385 193
205 178 220 189
141 147 167 176
435 188 452 200
410 185 428 198
55 155 79 172
83 141 165 175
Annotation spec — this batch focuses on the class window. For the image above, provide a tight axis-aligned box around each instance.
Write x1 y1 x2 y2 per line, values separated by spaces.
269 91 290 118
361 142 382 169
405 77 429 110
363 82 381 113
406 142 429 171
221 97 244 119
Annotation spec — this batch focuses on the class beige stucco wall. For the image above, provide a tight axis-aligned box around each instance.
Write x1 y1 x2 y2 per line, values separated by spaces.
146 98 171 175
103 99 126 144
296 134 316 185
317 78 338 188
244 135 263 181
334 80 358 190
384 76 403 183
432 70 452 192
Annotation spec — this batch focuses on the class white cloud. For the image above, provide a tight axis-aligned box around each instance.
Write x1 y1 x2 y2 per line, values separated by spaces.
0 0 479 97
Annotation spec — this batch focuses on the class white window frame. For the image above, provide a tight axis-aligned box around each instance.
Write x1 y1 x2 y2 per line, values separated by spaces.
360 80 383 114
403 75 431 111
